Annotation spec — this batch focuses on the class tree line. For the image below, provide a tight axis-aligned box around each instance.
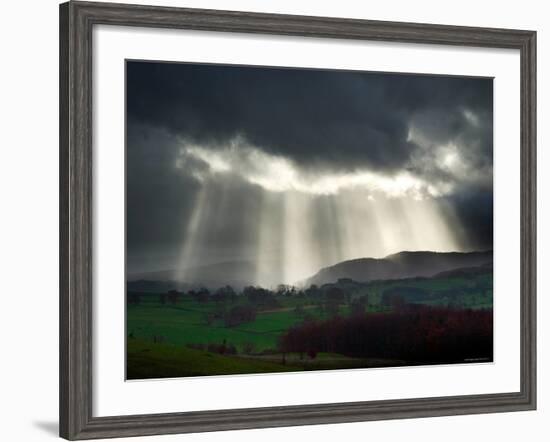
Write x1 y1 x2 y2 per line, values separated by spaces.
279 305 493 363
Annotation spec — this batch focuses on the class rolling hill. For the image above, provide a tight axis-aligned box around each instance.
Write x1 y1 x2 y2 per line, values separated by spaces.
128 260 259 291
304 250 492 286
128 250 493 291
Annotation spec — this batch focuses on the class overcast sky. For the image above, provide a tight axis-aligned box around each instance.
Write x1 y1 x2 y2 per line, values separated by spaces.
126 61 493 283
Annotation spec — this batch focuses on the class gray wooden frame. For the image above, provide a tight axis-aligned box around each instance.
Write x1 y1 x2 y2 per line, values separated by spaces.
59 1 536 439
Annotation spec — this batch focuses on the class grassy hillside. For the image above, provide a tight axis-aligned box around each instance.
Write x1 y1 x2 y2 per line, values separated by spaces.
127 339 295 379
127 339 402 379
306 250 492 286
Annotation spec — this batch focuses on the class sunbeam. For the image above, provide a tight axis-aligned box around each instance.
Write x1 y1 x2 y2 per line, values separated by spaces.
282 192 320 285
175 183 210 283
174 175 470 288
254 190 285 288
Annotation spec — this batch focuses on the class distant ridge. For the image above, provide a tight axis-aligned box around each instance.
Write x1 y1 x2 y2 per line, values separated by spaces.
128 250 493 291
304 250 493 287
128 260 258 291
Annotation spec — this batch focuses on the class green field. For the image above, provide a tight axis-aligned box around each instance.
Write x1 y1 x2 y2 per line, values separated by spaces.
127 339 404 379
127 339 297 379
127 298 320 352
127 271 492 378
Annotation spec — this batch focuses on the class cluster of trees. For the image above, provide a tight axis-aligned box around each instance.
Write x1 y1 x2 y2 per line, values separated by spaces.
188 288 212 303
203 304 257 327
242 286 280 308
381 284 492 309
128 281 368 309
279 306 493 364
128 282 372 328
211 285 238 303
381 286 428 307
194 283 351 307
129 273 491 318
158 290 183 305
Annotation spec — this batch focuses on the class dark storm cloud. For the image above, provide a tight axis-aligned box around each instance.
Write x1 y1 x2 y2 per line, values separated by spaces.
126 61 493 274
449 189 493 251
127 122 265 272
126 124 198 255
127 62 492 175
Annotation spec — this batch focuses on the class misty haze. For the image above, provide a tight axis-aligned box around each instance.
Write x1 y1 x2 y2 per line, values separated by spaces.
126 61 493 379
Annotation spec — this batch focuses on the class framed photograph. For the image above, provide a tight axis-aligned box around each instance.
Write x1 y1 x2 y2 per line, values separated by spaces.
59 1 536 439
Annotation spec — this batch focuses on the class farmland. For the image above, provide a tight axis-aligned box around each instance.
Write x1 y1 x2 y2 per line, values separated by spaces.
127 270 493 379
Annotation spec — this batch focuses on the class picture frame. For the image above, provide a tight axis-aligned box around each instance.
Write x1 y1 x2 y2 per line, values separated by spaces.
59 1 536 439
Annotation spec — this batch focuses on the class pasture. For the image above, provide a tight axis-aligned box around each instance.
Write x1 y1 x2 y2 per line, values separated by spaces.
127 272 492 378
